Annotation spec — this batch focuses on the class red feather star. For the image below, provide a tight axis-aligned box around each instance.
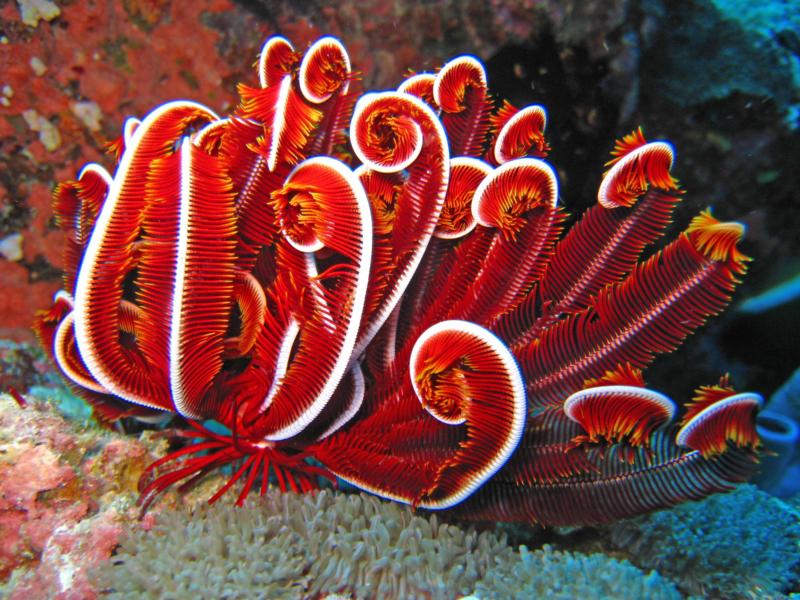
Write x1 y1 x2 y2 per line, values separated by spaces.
33 35 763 524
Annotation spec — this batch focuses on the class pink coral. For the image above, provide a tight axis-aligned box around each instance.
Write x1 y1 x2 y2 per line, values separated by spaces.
0 394 163 597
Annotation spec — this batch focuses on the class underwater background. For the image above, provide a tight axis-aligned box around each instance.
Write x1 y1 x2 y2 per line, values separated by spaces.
0 0 799 598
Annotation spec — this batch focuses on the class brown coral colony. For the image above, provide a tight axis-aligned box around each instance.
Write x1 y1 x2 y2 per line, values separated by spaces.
34 35 763 525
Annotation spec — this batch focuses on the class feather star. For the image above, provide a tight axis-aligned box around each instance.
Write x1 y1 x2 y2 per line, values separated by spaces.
33 35 763 525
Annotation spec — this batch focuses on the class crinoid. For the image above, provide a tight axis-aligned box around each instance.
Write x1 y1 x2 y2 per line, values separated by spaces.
34 36 762 524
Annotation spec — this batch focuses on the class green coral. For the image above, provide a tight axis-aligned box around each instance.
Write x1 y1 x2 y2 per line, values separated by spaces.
473 544 682 600
95 489 514 599
96 487 694 599
607 485 800 598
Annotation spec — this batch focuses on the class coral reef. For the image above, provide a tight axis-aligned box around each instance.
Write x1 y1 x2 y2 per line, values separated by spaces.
0 392 159 598
0 0 269 343
2 0 799 596
641 0 800 128
95 489 513 599
473 544 682 600
2 390 800 598
98 488 687 600
606 484 800 598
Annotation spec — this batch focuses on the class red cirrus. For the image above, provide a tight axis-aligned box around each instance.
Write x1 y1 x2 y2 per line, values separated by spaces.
33 35 762 524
